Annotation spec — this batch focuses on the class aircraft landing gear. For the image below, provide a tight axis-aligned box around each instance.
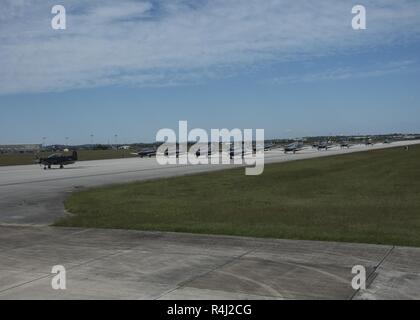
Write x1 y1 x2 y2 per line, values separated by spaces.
60 164 64 169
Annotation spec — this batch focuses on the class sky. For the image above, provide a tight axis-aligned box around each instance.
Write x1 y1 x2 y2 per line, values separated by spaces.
0 0 420 145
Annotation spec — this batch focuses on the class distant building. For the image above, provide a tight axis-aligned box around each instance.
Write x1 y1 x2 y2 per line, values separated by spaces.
0 144 42 154
403 135 416 140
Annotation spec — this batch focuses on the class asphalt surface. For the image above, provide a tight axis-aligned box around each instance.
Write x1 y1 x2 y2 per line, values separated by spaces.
1 140 420 299
1 140 419 225
1 226 419 300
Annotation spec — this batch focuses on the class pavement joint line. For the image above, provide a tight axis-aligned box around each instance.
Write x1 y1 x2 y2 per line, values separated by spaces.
154 248 258 300
0 273 54 295
375 245 396 271
61 249 128 271
349 245 395 300
0 226 122 254
0 248 128 295
2 227 141 255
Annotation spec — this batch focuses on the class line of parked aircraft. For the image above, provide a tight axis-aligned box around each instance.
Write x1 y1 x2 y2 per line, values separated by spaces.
35 138 394 169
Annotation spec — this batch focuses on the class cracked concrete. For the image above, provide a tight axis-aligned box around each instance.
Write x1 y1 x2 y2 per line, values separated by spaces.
1 226 419 300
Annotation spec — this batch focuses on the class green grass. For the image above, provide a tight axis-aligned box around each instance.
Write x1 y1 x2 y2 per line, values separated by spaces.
57 145 420 247
0 149 136 166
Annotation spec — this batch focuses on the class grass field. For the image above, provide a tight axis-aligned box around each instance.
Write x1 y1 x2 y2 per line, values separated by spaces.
0 149 136 166
58 145 420 247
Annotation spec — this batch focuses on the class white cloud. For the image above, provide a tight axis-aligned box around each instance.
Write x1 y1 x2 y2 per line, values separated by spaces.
271 60 418 84
1 0 420 94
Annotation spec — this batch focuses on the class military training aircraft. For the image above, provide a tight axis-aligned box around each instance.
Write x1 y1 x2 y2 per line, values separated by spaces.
131 148 157 158
38 151 78 169
339 140 352 149
365 139 374 146
284 141 304 154
316 140 335 150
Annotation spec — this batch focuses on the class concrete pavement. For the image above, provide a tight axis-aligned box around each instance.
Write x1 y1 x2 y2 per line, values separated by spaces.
1 225 419 300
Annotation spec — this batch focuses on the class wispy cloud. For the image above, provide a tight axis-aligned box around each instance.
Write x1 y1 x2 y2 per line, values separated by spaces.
271 60 418 84
1 0 420 94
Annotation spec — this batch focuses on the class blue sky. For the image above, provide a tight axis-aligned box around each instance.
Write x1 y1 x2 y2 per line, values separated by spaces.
1 0 420 145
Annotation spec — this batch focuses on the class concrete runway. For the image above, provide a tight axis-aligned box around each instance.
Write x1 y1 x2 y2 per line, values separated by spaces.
1 140 419 225
1 226 420 300
1 140 420 299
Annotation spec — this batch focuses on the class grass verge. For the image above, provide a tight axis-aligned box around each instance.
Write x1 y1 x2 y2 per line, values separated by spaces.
57 145 420 247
